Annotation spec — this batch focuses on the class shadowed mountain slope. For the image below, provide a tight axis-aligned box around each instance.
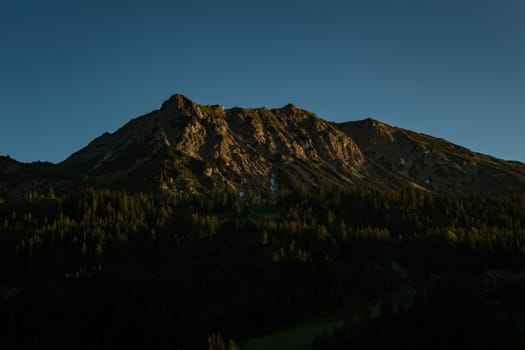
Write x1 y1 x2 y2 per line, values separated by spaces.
337 118 525 193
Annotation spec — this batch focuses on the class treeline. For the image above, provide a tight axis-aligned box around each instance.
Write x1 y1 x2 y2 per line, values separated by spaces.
0 185 525 349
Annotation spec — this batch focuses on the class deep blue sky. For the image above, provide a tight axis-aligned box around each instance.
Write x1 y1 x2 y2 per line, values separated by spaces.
1 0 524 163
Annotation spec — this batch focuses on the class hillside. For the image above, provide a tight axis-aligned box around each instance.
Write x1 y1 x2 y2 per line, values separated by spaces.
338 118 525 193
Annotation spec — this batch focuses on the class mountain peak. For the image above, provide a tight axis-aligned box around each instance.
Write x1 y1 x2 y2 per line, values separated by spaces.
358 117 389 127
344 118 395 141
56 94 367 194
365 117 382 124
160 94 198 114
281 103 297 111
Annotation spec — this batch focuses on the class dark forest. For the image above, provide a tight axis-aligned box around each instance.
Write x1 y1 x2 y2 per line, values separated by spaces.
1 183 525 349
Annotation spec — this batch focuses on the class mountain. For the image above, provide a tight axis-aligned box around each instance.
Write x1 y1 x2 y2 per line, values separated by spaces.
338 118 525 193
3 94 525 350
54 94 365 195
2 94 525 196
0 156 52 198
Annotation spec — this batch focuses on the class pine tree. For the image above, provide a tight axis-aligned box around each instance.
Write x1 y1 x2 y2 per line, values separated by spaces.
228 339 238 350
208 333 225 350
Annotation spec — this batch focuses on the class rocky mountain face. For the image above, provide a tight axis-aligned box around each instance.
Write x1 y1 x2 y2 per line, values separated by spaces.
338 118 525 193
2 94 525 196
52 94 365 195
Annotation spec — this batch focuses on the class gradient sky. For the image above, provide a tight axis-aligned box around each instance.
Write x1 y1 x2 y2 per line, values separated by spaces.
1 0 524 163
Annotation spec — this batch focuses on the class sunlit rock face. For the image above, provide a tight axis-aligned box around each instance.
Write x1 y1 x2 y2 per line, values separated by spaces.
3 94 525 196
61 94 365 194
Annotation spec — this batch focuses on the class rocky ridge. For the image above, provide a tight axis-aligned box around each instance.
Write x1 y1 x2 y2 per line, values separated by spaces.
2 94 525 196
57 94 365 194
339 118 525 193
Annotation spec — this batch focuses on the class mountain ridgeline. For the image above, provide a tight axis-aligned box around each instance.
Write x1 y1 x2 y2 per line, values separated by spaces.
2 94 525 197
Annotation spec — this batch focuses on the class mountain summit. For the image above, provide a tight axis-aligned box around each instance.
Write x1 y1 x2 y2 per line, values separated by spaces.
2 94 525 196
55 94 366 195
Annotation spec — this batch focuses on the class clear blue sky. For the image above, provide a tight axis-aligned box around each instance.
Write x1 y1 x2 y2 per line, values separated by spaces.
1 0 524 163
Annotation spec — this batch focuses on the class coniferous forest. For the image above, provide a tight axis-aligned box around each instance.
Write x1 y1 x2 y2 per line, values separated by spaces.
2 183 525 349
